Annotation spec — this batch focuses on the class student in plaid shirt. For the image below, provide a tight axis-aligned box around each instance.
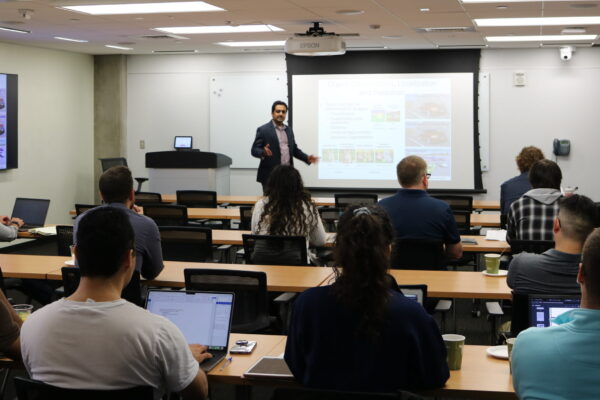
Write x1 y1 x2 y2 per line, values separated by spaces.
507 159 563 242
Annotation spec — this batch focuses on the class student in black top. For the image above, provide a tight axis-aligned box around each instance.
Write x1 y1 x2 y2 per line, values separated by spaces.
284 205 449 392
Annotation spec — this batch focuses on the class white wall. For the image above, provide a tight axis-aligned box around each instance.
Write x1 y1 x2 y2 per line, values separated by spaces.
126 48 600 201
0 42 94 225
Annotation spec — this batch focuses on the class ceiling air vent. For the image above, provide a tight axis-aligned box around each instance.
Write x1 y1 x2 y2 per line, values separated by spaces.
416 27 475 33
152 49 198 54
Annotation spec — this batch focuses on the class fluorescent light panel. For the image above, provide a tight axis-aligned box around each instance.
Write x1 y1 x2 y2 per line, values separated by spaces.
105 45 133 50
486 34 597 42
216 41 285 47
61 1 224 15
476 16 600 27
155 24 283 34
0 26 30 34
55 36 88 43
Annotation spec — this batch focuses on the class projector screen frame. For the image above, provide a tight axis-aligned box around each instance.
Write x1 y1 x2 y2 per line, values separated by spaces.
285 50 485 194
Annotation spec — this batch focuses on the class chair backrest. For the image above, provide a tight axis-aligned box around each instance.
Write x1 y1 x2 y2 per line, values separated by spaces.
239 206 253 231
99 157 127 172
271 387 420 400
500 214 508 230
176 190 217 208
242 234 308 266
432 195 473 212
75 204 97 216
143 204 188 226
509 240 554 254
452 210 471 233
159 226 213 262
334 193 378 209
14 377 153 400
184 268 269 333
318 207 344 232
61 267 143 306
134 192 162 206
397 284 428 306
391 238 447 270
510 291 530 337
56 225 73 257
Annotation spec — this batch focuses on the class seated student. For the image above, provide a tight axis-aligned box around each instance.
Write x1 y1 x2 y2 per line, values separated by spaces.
507 159 563 242
512 227 600 399
0 215 24 241
508 194 597 294
284 205 449 392
500 146 545 216
21 207 210 400
251 165 326 264
0 290 22 360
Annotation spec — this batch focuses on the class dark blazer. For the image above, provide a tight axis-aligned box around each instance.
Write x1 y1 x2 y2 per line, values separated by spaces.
251 121 310 184
500 172 531 215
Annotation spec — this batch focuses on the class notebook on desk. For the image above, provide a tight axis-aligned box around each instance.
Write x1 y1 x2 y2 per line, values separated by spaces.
528 294 580 328
11 198 50 230
145 289 234 372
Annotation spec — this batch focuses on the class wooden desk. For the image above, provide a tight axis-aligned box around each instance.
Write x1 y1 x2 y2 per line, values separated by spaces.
388 269 511 300
461 235 509 253
474 200 500 211
46 261 334 292
471 213 501 227
0 254 69 279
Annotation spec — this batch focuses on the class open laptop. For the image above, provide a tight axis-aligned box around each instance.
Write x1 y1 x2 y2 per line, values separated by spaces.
174 136 193 150
11 197 50 230
528 294 581 328
145 289 234 372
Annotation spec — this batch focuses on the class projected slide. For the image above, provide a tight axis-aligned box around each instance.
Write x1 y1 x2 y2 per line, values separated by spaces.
0 74 6 170
293 73 475 190
318 78 452 181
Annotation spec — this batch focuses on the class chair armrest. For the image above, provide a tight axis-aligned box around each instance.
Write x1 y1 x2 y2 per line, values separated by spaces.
485 301 504 316
434 299 452 313
273 292 297 303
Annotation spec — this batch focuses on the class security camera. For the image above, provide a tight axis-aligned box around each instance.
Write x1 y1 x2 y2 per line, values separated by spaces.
559 46 575 61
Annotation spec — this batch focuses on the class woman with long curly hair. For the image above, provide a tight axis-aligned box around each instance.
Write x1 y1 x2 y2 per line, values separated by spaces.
251 165 326 264
284 205 449 392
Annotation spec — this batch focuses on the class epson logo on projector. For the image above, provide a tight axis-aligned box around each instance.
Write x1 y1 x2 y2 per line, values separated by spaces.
300 43 320 49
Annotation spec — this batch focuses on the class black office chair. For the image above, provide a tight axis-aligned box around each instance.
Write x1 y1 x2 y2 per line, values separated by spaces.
55 225 73 257
334 193 378 209
75 204 97 216
509 240 554 255
500 214 508 230
176 190 218 208
99 157 148 192
143 204 188 226
271 387 424 400
159 226 214 262
14 377 153 400
184 269 271 333
318 207 344 232
61 267 143 307
391 238 447 271
432 195 473 212
238 206 253 231
134 192 162 206
242 234 308 266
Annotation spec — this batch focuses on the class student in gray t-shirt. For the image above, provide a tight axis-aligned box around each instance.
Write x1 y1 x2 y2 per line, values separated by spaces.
508 194 597 294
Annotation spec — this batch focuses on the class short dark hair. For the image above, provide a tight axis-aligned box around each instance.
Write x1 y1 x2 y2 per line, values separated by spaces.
271 100 288 113
516 146 545 173
581 228 600 303
528 159 562 190
76 207 135 278
99 166 133 203
558 195 598 243
396 155 427 187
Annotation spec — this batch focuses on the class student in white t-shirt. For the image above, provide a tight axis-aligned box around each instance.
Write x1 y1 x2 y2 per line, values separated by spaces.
21 207 211 400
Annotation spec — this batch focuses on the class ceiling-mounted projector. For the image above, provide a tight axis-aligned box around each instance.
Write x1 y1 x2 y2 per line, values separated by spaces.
285 22 349 56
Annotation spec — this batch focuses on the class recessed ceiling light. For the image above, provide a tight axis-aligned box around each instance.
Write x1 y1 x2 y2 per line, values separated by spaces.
105 45 133 50
562 27 587 34
486 34 597 42
336 9 364 15
420 8 430 12
154 24 283 34
0 26 30 34
475 16 600 27
382 35 403 39
54 36 88 42
216 41 285 47
496 5 508 10
60 1 224 15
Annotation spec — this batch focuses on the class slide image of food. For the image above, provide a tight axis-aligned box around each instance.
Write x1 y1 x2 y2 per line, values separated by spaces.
405 95 450 119
322 149 339 162
386 110 402 122
405 121 451 147
371 109 386 122
356 149 374 163
409 149 451 179
339 149 356 164
375 149 394 163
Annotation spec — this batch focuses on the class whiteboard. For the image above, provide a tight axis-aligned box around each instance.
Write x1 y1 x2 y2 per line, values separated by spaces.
209 74 288 168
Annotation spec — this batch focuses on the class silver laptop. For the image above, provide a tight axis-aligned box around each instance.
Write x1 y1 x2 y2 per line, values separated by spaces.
11 197 50 230
145 289 234 372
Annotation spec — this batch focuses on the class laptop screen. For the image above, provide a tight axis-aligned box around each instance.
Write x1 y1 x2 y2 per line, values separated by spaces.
11 198 50 226
174 136 192 149
528 295 581 328
145 290 233 351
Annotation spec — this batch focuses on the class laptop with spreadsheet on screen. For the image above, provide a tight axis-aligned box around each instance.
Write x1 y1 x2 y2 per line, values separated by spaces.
528 295 580 328
145 290 234 372
11 197 50 230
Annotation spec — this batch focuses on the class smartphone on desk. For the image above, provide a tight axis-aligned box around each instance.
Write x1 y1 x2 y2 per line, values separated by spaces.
230 340 257 354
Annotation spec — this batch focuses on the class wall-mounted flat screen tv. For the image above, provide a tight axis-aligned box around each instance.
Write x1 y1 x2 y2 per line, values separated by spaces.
0 73 18 170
